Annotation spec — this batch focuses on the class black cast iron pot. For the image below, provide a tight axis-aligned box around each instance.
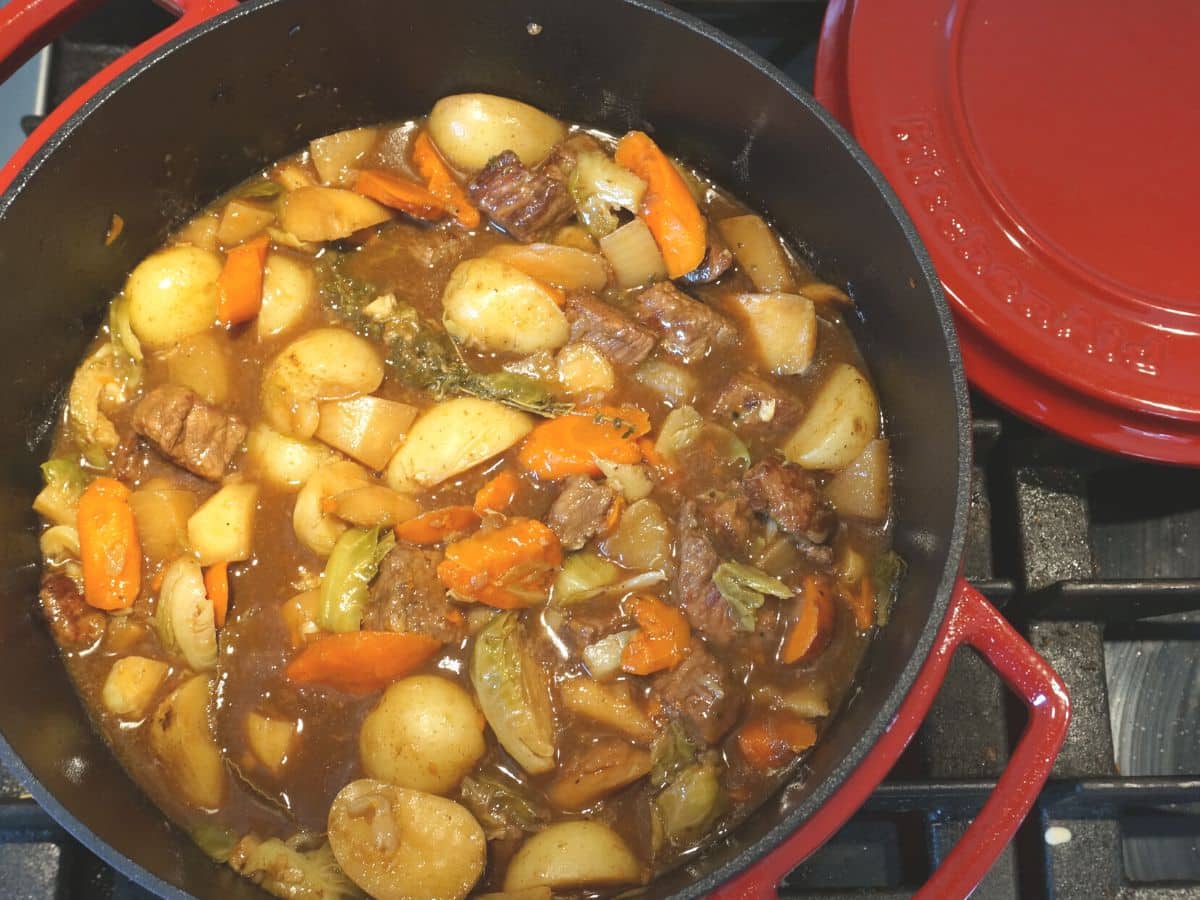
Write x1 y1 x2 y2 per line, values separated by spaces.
0 1 1069 896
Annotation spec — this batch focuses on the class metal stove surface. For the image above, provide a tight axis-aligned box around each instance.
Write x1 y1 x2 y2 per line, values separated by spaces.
1 2 1197 898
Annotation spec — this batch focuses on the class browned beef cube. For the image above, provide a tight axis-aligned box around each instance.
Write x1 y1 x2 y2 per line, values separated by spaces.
130 384 246 481
468 150 574 242
677 226 734 285
539 133 606 184
565 292 657 367
652 640 742 743
362 546 466 643
632 282 737 364
710 370 801 432
743 457 836 545
673 500 737 647
546 475 618 551
39 572 105 649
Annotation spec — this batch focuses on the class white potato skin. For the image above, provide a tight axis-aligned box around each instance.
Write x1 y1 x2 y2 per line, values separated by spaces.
260 328 385 438
442 258 569 354
257 252 314 339
386 398 533 492
244 423 336 491
782 363 880 470
359 676 486 794
126 246 222 349
503 821 641 891
186 482 258 566
148 674 224 810
328 779 485 900
292 460 371 555
731 292 817 375
429 93 566 171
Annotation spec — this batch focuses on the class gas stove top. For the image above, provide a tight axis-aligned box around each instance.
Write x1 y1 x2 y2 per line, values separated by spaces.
2 2 1197 897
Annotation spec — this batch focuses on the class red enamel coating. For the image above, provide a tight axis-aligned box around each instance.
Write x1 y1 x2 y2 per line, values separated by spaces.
713 581 1070 900
817 0 1200 465
0 0 235 198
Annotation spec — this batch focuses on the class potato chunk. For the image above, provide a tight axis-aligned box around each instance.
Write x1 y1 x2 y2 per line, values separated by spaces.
126 246 222 349
148 674 224 810
429 93 566 171
442 258 569 354
102 656 169 718
504 821 640 891
186 482 258 565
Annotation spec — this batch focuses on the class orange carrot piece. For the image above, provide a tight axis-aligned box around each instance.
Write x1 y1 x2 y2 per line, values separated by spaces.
204 562 230 628
603 494 626 537
614 131 706 278
437 517 563 609
286 631 440 695
473 470 521 516
781 575 836 664
77 477 140 611
411 131 481 229
843 575 876 631
621 595 691 675
517 405 649 480
394 505 480 545
353 168 448 221
736 711 819 770
217 234 270 325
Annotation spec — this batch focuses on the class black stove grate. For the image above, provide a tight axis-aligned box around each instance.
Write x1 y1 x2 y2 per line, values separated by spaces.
4 2 1198 897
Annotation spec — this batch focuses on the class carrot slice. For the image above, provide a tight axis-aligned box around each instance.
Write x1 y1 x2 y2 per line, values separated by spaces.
781 575 835 664
473 470 521 516
518 405 650 480
411 131 481 229
76 477 140 611
621 595 690 675
394 505 480 545
614 131 706 278
216 234 270 325
736 711 819 770
843 575 876 631
204 562 230 628
353 168 448 221
437 517 563 609
286 631 440 695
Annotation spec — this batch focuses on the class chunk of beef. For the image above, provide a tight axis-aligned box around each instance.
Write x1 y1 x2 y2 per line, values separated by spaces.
652 640 742 743
565 292 656 367
130 385 246 481
743 457 836 545
546 475 618 551
39 572 105 649
678 227 734 285
711 370 801 433
362 545 465 643
468 150 574 242
631 282 737 364
539 133 606 184
697 490 753 554
673 500 737 647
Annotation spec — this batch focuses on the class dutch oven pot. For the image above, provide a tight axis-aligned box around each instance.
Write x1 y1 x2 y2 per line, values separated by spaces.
0 0 1070 897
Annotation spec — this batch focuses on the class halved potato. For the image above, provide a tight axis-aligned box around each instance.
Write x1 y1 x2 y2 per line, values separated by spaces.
428 93 566 171
823 438 890 521
442 258 569 354
257 252 314 339
187 482 258 565
503 821 641 892
309 126 378 186
148 674 224 810
315 395 418 471
216 198 274 247
782 363 879 470
729 292 816 375
278 186 392 242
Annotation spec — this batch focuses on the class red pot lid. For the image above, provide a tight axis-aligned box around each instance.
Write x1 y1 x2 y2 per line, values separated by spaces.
815 0 1200 464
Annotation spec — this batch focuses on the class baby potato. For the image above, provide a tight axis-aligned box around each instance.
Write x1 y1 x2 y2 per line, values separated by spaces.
503 821 641 892
428 93 566 171
730 292 817 376
102 655 169 718
244 423 336 491
261 328 385 439
257 251 314 339
557 343 614 398
293 460 371 555
385 397 533 492
309 126 378 186
278 186 392 242
442 258 569 354
126 245 222 349
782 363 880 470
359 676 486 794
328 779 485 900
148 674 224 810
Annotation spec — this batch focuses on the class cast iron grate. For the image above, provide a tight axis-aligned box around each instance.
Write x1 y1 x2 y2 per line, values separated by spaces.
4 2 1198 897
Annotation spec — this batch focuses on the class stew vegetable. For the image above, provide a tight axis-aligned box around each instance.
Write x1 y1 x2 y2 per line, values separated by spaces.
33 93 902 898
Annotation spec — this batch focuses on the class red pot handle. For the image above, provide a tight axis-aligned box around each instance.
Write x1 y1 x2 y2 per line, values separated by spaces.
713 580 1070 900
0 0 235 195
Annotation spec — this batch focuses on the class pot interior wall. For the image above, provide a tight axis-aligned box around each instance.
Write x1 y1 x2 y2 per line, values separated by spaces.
0 0 966 895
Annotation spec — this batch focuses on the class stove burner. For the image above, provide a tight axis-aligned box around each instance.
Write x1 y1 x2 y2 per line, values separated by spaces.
2 3 1198 898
